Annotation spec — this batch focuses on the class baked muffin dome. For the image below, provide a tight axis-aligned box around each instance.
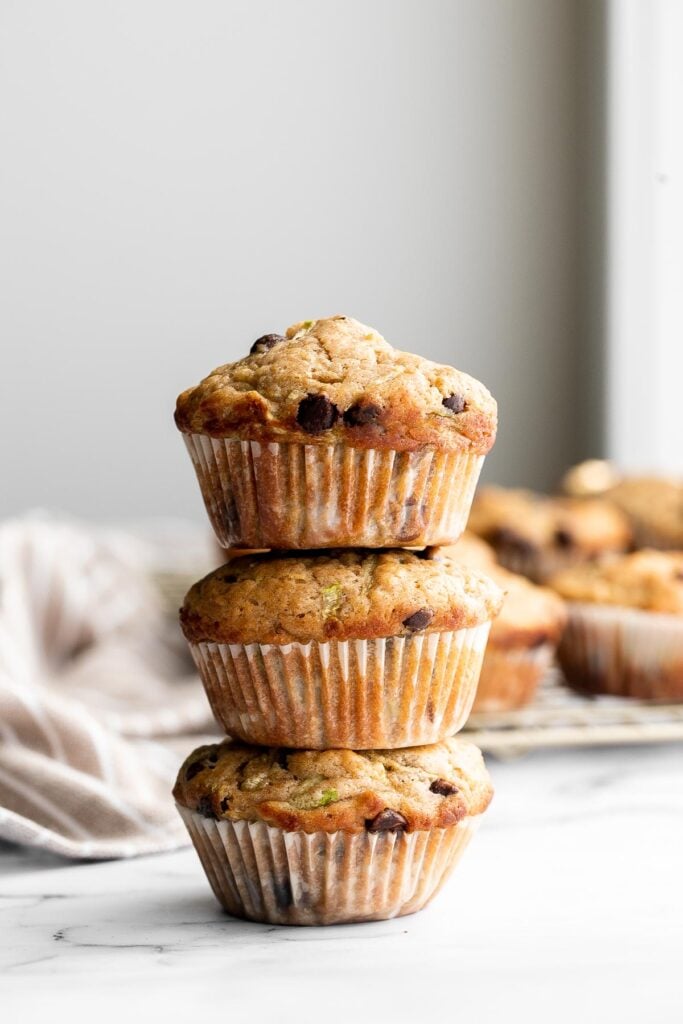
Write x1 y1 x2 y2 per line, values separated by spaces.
468 487 632 556
550 549 683 615
173 737 493 834
180 548 504 646
466 486 632 583
437 535 567 649
175 315 497 454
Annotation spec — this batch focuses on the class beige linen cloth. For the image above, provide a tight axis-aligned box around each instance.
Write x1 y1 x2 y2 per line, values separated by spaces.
0 515 216 859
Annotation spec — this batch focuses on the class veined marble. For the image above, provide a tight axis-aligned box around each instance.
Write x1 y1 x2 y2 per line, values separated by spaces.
2 745 682 1023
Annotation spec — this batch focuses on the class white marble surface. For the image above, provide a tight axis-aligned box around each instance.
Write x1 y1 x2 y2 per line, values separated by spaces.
2 744 682 1024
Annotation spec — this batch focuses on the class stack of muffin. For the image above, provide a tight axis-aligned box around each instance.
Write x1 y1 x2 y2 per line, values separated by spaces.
172 315 504 925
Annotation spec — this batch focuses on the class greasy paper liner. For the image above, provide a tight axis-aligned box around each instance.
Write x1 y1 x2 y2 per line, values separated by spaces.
183 434 484 549
177 807 481 925
190 624 491 749
557 602 683 700
471 642 555 712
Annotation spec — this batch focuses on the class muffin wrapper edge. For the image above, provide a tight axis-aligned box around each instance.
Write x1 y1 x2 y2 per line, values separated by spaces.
190 625 491 749
557 602 683 700
471 642 555 713
183 434 484 548
177 807 481 925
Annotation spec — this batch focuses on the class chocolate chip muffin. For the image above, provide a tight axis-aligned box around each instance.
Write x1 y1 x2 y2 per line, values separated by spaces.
561 461 683 549
433 535 567 711
174 736 493 925
467 486 632 583
181 548 503 749
549 550 683 700
175 316 497 549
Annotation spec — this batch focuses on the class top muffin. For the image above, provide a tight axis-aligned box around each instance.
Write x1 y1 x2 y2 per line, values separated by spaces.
175 316 497 454
549 549 683 615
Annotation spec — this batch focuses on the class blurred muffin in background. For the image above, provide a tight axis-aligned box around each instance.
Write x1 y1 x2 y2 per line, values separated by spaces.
434 533 566 712
467 486 632 583
561 460 683 550
550 549 683 701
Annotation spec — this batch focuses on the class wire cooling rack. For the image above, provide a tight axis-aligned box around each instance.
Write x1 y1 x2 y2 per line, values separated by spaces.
156 572 683 758
464 670 683 757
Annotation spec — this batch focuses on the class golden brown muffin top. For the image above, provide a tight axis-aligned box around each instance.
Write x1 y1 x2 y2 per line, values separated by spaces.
180 548 503 645
550 550 683 615
173 737 493 834
561 463 683 547
467 486 632 556
436 535 567 648
608 478 683 547
174 316 497 455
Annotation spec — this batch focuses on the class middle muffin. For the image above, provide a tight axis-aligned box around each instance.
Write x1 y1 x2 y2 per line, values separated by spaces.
181 548 503 749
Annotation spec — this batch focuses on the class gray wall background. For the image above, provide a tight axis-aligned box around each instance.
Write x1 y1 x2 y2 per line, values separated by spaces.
0 0 587 522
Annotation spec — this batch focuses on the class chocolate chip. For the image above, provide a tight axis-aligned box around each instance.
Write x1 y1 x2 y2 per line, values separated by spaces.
219 796 230 813
366 809 408 833
220 573 238 584
343 401 381 427
207 751 219 764
185 760 206 782
296 394 340 434
430 778 459 796
442 393 466 414
196 796 217 819
554 528 574 549
250 333 285 355
402 608 434 631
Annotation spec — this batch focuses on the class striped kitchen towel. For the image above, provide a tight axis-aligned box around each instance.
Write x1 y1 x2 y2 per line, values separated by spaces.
0 515 217 859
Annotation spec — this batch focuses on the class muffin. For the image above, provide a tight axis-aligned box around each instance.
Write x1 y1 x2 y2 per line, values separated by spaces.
175 316 497 549
174 737 493 925
433 534 567 711
561 461 683 549
180 548 504 748
467 486 632 582
550 550 683 700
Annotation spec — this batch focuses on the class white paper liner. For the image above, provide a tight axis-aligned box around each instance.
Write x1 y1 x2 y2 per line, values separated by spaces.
472 642 555 712
178 806 481 925
183 434 484 548
190 624 491 748
558 602 683 700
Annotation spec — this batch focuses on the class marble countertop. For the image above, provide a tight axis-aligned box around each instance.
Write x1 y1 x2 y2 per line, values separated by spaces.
2 743 682 1023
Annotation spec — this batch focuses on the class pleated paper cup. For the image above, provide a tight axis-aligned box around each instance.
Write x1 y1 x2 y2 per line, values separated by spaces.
558 602 683 700
177 807 481 926
471 642 554 712
189 623 491 749
183 433 484 549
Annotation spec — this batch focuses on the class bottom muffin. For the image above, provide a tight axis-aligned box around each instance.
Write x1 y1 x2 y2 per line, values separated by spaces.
173 738 493 925
550 550 683 700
